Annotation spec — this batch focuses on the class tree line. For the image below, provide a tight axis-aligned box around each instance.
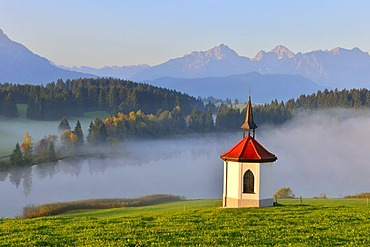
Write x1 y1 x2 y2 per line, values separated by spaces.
56 86 370 146
0 78 204 120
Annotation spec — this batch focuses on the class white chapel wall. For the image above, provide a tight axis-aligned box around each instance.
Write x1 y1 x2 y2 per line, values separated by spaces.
259 162 273 199
226 161 241 199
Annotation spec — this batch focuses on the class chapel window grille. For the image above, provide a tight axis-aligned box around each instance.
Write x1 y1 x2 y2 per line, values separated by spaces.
243 170 254 193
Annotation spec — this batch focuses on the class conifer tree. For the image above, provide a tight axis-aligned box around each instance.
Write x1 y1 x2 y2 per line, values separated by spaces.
10 143 23 166
58 117 71 132
74 120 84 146
204 107 214 132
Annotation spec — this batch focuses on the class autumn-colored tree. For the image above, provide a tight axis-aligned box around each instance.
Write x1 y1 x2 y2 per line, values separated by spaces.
129 111 137 121
61 130 71 147
35 135 58 162
69 132 78 147
61 129 79 149
35 138 49 161
21 132 33 163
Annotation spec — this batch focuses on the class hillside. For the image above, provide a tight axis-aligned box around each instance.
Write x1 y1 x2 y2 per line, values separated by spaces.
0 78 204 120
0 198 369 245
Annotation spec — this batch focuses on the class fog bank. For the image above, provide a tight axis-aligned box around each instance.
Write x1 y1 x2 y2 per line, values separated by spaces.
260 109 370 198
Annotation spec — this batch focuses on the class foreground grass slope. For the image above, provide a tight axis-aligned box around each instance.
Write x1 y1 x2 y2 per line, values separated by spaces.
1 199 369 246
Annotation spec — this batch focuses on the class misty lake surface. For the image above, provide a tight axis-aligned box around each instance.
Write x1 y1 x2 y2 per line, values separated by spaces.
0 133 238 218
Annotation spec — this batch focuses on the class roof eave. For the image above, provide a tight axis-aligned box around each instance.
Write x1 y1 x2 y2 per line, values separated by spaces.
220 156 277 163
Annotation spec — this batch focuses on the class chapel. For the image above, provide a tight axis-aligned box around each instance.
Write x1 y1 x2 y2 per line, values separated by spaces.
220 96 277 207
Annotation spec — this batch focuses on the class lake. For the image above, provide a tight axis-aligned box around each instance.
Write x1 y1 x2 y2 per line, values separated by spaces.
0 133 235 218
2 109 370 217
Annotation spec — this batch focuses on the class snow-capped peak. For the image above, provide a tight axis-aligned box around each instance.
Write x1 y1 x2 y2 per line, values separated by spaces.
200 44 239 60
272 45 295 59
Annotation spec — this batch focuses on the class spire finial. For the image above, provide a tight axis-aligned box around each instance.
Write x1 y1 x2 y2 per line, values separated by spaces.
241 92 257 138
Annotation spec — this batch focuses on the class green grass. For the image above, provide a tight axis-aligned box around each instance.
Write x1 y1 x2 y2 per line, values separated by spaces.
1 198 369 246
278 197 370 207
16 104 28 119
83 110 110 119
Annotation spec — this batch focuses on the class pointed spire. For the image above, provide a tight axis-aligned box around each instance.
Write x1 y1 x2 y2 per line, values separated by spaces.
241 96 257 138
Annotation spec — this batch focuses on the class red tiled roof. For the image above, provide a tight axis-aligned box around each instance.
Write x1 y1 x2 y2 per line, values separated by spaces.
220 136 277 163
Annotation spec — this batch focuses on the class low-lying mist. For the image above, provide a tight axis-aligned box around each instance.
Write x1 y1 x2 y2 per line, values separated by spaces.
260 108 370 198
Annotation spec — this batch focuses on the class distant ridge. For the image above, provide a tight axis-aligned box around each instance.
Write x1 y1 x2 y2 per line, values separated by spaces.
0 29 95 84
129 44 370 89
148 72 322 103
59 64 150 80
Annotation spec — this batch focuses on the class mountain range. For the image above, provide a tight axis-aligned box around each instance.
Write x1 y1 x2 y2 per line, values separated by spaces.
129 44 370 89
0 29 94 84
70 44 370 89
1 28 369 103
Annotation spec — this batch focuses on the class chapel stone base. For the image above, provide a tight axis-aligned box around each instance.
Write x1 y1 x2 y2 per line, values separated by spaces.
224 197 273 208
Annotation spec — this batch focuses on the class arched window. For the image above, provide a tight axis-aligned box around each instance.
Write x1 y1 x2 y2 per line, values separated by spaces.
243 170 254 193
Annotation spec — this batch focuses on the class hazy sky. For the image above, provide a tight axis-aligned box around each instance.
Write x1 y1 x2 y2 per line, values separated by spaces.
1 0 369 67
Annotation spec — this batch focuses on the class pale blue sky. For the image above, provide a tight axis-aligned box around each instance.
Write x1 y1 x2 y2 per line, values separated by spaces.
0 0 369 67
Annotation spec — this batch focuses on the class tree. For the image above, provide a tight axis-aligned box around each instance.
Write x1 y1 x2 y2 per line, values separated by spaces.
2 92 19 117
61 130 72 148
87 117 108 144
35 137 49 161
58 117 71 132
69 132 78 147
10 143 23 166
21 132 33 163
34 135 58 162
215 105 242 131
87 121 94 143
274 187 295 198
98 124 109 143
188 107 204 132
48 142 57 161
204 107 214 132
74 120 84 146
171 105 186 132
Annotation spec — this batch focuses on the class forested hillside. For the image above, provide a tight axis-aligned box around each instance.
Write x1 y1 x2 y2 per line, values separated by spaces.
0 78 204 120
1 79 370 130
217 88 370 131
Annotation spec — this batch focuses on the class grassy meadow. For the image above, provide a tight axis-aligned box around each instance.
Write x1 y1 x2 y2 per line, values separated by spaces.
0 198 369 246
